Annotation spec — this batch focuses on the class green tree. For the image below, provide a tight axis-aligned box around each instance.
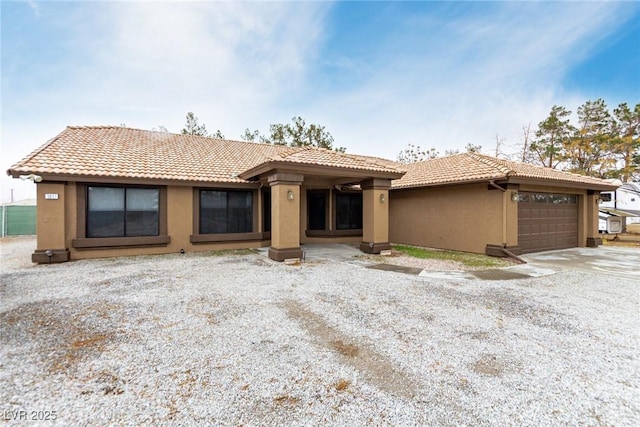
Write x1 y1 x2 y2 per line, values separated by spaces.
465 143 482 153
263 116 344 152
529 105 573 168
565 99 615 177
241 128 267 142
181 112 209 136
211 129 225 139
612 103 640 182
397 144 439 163
266 123 288 146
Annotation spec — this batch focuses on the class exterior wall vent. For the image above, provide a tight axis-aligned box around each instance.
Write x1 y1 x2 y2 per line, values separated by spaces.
607 217 623 234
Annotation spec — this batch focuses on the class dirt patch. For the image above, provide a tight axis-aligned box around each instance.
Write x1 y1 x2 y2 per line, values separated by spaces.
362 253 467 271
273 395 300 405
0 299 124 375
334 379 351 392
331 340 359 357
472 354 504 377
283 300 417 399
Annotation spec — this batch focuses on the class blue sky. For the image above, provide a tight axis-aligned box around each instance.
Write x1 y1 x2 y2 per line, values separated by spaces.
1 0 639 203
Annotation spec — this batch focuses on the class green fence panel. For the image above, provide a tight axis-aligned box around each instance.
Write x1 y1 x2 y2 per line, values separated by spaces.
4 206 37 236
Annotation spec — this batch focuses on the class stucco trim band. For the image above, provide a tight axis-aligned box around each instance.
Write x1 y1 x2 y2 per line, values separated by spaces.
190 232 263 243
72 235 171 249
305 229 362 238
586 237 602 247
32 249 70 263
359 241 392 254
268 247 304 262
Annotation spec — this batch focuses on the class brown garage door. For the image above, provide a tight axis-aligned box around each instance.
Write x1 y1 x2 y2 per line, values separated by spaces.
518 192 578 253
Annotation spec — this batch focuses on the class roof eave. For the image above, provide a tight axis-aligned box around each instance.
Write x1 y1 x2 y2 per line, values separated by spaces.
391 176 505 190
505 176 619 191
239 160 405 181
6 170 261 188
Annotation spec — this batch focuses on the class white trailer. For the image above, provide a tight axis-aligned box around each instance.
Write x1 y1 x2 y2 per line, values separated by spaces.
599 182 640 233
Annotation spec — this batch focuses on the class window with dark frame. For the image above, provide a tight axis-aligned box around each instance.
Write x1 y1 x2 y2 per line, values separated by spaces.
200 190 253 234
87 186 159 238
263 190 271 232
308 191 327 230
335 193 362 230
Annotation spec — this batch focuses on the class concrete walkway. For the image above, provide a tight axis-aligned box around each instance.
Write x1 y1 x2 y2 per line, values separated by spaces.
256 243 364 263
521 246 640 279
418 246 640 281
301 243 364 262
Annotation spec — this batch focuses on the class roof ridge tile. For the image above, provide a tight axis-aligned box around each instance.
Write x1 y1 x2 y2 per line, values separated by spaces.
468 153 513 176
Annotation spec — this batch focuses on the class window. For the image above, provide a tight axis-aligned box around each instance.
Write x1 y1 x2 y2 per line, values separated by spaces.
533 194 548 203
336 193 362 230
200 190 252 234
263 190 271 232
87 186 159 237
308 191 328 230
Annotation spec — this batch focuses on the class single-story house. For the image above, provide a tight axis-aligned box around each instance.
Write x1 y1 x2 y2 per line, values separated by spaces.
390 154 617 255
7 126 617 263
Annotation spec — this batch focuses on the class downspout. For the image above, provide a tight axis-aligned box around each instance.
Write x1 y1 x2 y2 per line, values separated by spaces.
488 180 506 192
500 247 526 264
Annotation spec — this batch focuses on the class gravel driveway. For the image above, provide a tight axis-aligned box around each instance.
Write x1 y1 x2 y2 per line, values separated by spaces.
1 238 639 426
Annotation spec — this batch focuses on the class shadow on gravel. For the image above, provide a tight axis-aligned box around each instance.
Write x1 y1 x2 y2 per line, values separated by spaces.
283 300 417 399
470 270 530 280
366 264 423 275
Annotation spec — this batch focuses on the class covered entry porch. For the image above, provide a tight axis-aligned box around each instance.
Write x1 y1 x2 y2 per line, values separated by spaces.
239 150 404 261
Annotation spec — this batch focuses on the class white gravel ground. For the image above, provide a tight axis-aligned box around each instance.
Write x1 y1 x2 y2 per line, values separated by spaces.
1 238 639 426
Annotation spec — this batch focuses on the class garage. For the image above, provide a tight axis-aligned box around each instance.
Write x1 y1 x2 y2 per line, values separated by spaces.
518 192 578 253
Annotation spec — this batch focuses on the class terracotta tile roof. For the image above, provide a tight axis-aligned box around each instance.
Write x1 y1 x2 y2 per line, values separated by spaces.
392 153 617 190
8 126 400 184
241 147 404 177
9 126 614 190
8 126 298 183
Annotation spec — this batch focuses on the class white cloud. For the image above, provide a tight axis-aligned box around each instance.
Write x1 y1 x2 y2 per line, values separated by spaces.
1 1 635 203
306 2 631 160
1 1 332 202
86 1 331 132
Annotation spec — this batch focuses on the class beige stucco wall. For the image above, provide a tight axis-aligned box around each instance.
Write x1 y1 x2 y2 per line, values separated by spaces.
270 183 300 250
58 184 269 261
37 180 369 262
389 183 504 253
35 177 604 262
35 182 68 250
362 188 389 244
585 192 600 242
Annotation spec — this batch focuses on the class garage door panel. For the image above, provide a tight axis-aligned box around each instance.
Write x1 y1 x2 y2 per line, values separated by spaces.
518 192 578 253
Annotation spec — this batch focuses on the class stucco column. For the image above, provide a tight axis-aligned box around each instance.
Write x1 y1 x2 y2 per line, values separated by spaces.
360 178 392 254
33 182 70 263
268 173 304 261
586 191 602 247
